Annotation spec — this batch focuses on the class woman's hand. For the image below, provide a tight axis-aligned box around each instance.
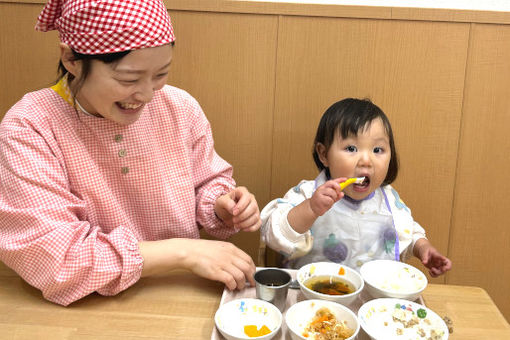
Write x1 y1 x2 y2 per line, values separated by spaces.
139 238 256 290
214 186 261 232
309 178 345 216
414 238 452 277
184 239 256 290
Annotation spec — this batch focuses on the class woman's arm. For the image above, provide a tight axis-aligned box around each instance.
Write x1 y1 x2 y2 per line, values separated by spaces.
0 120 143 306
138 238 256 290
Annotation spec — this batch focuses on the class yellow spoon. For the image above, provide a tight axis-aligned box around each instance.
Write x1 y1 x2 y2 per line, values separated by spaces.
339 177 366 190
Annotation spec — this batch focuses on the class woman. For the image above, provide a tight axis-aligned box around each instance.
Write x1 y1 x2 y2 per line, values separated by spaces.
0 0 261 306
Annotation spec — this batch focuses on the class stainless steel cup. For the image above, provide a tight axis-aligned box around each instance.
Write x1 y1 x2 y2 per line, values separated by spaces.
254 268 291 312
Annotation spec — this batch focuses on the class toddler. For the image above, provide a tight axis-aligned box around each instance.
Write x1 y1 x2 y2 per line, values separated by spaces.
261 98 451 277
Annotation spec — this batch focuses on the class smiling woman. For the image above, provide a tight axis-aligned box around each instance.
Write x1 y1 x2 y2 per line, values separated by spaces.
0 0 261 306
60 44 173 125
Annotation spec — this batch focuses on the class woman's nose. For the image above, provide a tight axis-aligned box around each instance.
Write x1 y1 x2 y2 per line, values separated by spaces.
134 81 154 103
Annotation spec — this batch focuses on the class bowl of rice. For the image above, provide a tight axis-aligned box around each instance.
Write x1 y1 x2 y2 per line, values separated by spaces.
360 260 427 301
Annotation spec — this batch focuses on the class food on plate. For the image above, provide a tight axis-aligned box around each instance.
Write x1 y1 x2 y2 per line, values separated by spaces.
302 307 354 340
375 265 425 293
304 275 355 296
363 302 446 339
244 324 271 337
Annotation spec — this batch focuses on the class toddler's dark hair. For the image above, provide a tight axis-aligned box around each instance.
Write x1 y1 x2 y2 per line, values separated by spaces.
312 98 399 185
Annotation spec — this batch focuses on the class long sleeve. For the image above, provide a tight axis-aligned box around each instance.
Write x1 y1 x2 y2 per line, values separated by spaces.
0 116 143 306
260 180 314 258
0 86 240 305
186 97 236 239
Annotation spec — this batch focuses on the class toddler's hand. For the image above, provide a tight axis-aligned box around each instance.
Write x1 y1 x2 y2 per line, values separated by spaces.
415 239 452 277
309 178 345 216
214 186 261 232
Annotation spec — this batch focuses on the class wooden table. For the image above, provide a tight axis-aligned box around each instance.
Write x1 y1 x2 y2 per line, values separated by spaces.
1 263 509 339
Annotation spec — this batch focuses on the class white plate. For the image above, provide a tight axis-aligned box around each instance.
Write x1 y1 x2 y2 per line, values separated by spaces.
360 260 427 300
358 298 448 340
214 298 282 340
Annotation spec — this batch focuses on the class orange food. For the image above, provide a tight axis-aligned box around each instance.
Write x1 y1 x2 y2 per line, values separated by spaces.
338 267 345 275
244 325 271 337
302 307 354 340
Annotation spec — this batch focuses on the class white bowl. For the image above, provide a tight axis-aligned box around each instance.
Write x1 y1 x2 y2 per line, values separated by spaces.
358 298 449 340
360 260 427 301
214 298 282 340
297 262 364 305
285 299 360 340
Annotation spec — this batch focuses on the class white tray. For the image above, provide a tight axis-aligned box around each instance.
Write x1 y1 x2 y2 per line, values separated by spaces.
210 268 425 340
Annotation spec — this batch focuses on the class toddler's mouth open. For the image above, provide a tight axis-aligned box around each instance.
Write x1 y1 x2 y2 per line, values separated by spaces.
354 176 370 188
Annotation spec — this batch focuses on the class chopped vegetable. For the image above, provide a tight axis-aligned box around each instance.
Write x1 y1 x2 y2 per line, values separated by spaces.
417 308 427 319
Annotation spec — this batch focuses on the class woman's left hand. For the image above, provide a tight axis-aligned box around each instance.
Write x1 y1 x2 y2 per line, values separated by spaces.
214 186 261 232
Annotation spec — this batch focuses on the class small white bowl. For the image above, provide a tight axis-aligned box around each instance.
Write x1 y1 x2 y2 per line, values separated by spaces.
360 260 427 301
285 299 360 340
214 298 282 340
297 262 364 306
358 298 449 340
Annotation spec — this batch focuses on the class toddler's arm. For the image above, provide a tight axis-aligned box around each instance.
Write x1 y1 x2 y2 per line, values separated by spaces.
288 178 345 233
413 238 452 277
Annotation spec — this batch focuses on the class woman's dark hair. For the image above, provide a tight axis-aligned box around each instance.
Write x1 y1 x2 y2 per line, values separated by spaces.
57 49 131 95
312 98 399 185
57 41 175 96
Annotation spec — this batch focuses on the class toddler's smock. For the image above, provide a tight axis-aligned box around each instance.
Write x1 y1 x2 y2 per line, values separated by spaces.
261 172 426 268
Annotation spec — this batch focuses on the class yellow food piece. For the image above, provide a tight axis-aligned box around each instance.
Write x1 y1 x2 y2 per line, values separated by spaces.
244 325 271 337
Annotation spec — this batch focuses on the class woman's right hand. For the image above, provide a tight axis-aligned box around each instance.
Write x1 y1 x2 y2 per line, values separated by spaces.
139 238 256 290
184 239 256 290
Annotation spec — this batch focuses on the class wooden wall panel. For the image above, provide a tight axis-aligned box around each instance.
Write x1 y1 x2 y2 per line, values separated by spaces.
272 16 469 283
167 11 278 260
0 3 59 118
449 23 510 320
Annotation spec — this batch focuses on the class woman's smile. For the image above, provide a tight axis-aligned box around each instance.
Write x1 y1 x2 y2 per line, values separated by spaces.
115 101 145 115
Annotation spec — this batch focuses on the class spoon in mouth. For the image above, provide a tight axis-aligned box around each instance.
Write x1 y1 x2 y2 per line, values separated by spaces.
339 177 366 190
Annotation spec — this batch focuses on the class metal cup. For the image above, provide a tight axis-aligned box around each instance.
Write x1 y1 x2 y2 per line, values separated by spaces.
254 268 291 312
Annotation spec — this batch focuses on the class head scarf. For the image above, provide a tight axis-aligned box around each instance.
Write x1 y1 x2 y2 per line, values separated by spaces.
35 0 175 55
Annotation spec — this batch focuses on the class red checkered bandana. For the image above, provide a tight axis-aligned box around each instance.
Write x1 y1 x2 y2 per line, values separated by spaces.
35 0 175 55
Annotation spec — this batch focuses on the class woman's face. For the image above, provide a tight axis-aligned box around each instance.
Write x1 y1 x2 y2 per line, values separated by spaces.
317 118 391 200
73 44 172 125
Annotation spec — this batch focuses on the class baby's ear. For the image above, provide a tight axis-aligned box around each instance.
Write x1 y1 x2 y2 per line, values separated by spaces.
315 143 329 167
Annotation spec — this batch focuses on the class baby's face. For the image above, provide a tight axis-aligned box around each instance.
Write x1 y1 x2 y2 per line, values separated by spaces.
319 118 391 200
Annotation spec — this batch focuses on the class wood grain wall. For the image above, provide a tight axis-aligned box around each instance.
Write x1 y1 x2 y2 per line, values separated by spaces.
1 1 509 321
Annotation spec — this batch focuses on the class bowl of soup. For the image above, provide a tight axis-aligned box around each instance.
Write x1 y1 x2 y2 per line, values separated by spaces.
296 262 364 306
